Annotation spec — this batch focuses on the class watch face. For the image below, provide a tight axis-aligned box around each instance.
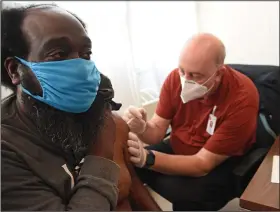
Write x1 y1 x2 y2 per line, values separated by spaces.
145 150 155 167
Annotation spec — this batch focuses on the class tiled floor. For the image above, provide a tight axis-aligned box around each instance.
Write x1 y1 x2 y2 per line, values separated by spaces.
146 186 240 211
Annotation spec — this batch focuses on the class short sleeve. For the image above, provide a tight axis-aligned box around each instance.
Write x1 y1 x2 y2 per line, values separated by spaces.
204 106 259 156
156 71 176 120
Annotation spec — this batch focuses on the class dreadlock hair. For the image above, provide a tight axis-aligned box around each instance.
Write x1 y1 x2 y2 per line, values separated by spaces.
1 3 86 91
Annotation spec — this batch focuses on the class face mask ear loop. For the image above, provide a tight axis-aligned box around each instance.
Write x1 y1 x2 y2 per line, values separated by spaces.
204 81 216 95
201 70 218 86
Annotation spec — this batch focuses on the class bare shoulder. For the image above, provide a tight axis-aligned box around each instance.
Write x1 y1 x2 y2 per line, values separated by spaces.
111 112 132 203
112 112 129 143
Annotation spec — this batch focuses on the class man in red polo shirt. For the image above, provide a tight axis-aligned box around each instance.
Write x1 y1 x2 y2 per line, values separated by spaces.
122 33 259 210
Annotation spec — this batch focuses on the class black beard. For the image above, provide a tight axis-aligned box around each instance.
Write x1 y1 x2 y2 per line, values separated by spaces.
25 94 106 164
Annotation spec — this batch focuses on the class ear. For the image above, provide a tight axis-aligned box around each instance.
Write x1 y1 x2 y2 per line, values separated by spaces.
220 64 226 71
4 57 21 85
216 65 226 77
213 66 224 85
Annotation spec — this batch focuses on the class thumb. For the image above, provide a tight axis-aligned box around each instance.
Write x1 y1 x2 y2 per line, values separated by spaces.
139 148 148 168
129 106 143 119
139 108 147 121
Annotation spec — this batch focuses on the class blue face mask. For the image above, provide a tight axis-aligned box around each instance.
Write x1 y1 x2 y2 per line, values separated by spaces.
16 57 101 113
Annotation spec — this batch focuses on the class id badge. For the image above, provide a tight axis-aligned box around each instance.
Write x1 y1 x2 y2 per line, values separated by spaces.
206 114 217 135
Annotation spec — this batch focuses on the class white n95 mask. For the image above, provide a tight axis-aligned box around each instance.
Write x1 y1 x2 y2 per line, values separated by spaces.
180 71 216 104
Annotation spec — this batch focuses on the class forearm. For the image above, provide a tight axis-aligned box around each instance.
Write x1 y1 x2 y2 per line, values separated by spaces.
150 151 208 177
2 148 120 211
68 156 120 210
137 122 166 145
37 156 120 211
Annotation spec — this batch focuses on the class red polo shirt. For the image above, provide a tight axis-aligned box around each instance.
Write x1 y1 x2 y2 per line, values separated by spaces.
156 65 259 156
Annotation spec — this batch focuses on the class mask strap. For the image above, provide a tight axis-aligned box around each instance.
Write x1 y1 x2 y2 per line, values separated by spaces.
14 57 32 68
204 81 215 95
201 69 218 86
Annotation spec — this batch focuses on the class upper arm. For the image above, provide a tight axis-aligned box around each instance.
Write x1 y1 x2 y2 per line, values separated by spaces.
112 112 132 202
149 113 171 139
156 70 177 120
151 70 178 138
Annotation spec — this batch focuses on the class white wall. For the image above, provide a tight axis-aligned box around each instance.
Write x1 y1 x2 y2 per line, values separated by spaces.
197 1 279 66
1 87 13 99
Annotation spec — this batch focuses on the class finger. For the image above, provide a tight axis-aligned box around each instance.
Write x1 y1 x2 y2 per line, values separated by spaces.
128 132 139 141
128 118 144 130
125 106 140 120
127 113 135 120
129 107 143 119
130 156 140 164
138 119 147 128
139 108 147 117
127 117 138 126
127 140 139 148
128 105 137 111
123 109 134 119
122 115 130 123
123 109 130 118
128 147 140 157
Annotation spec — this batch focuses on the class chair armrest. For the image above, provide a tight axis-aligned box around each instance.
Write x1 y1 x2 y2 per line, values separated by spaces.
233 148 269 177
232 147 269 197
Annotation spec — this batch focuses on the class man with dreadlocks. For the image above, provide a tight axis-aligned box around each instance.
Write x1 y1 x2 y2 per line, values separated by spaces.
1 3 123 211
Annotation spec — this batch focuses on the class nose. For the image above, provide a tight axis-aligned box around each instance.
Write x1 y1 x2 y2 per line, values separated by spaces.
185 72 193 81
68 52 80 59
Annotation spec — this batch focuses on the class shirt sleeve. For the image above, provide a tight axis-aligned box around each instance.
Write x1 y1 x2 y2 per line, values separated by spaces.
1 141 120 211
204 105 259 156
156 71 176 120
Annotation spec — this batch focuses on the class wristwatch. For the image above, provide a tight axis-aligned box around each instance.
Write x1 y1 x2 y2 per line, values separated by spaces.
143 150 155 169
